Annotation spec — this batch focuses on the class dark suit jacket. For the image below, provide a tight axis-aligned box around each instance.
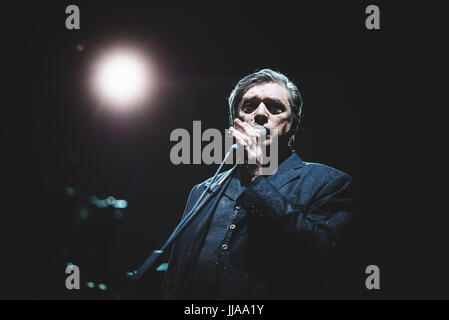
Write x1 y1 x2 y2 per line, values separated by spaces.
160 152 354 299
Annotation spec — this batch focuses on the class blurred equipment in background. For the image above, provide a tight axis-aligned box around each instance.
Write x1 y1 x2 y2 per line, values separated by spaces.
59 185 128 299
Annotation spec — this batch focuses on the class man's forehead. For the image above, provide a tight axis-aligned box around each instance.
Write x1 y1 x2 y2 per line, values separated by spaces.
242 82 290 103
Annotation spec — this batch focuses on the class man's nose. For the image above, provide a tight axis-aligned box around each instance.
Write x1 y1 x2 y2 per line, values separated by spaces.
254 103 268 126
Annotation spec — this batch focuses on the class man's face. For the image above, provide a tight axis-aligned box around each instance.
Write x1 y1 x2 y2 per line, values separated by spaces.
237 81 293 145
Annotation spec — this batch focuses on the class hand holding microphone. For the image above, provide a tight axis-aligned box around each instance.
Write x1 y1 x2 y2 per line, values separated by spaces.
229 118 268 180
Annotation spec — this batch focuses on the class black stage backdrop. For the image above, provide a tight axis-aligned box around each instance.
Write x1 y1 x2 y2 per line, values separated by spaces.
2 0 447 299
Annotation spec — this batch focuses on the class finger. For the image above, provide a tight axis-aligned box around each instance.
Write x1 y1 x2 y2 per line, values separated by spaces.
229 127 246 145
232 131 248 148
231 130 259 159
230 127 252 145
234 119 261 142
230 126 263 165
234 119 253 136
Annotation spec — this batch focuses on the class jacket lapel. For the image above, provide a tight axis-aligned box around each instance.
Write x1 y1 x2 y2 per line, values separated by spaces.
266 152 304 189
223 152 304 202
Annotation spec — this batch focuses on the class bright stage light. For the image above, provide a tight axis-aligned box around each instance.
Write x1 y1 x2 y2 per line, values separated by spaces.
92 48 151 109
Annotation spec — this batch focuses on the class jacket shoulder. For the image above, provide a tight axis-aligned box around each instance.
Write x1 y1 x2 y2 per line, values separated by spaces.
302 161 352 182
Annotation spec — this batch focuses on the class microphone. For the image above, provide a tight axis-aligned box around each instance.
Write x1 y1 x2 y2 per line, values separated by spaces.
253 124 269 137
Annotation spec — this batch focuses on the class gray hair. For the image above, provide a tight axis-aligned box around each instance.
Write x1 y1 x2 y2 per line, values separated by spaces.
227 68 303 149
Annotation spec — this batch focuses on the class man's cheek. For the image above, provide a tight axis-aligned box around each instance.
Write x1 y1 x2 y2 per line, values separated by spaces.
237 114 247 122
277 122 289 136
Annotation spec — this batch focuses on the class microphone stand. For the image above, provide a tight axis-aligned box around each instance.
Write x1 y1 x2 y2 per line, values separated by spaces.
116 145 239 299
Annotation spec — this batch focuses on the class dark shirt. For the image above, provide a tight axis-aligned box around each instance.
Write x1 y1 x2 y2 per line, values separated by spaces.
189 172 247 298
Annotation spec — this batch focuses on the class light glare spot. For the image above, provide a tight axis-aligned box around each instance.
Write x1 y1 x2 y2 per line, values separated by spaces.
92 49 151 109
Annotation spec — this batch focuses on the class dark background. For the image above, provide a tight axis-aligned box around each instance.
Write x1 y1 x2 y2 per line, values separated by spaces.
3 0 447 299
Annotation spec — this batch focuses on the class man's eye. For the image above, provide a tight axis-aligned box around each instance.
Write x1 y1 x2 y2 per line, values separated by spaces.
242 104 255 112
269 105 284 114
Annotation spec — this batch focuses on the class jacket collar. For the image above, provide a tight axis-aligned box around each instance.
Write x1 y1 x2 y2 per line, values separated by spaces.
266 151 304 189
223 152 304 201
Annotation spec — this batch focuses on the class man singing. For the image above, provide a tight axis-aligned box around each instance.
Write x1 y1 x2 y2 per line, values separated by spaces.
160 69 354 299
